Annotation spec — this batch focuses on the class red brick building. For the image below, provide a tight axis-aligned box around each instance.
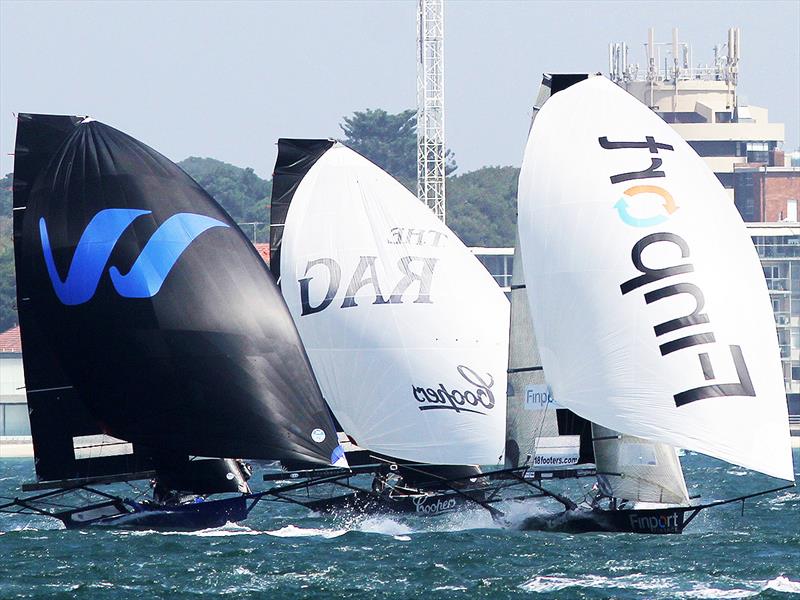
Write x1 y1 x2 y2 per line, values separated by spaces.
734 166 800 222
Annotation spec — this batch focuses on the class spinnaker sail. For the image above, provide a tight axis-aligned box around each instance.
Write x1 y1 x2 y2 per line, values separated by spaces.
517 77 794 481
271 139 509 465
13 114 343 484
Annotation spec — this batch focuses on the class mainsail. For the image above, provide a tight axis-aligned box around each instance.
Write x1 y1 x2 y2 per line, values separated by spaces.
505 235 594 470
592 423 689 505
271 139 509 465
517 77 794 481
13 115 343 486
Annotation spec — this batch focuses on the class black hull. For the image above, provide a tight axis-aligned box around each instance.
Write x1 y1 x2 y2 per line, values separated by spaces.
520 506 687 534
57 495 251 530
302 489 486 517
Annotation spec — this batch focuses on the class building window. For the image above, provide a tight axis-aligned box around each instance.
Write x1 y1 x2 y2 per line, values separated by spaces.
0 403 31 436
659 112 706 124
687 140 739 157
734 172 756 221
747 142 770 164
788 200 799 222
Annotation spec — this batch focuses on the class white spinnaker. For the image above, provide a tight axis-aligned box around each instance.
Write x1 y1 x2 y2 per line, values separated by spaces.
280 144 509 465
592 423 689 505
517 76 794 481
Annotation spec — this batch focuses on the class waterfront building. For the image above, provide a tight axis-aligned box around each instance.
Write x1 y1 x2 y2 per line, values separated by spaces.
609 28 787 201
0 326 32 457
468 247 513 293
733 165 800 223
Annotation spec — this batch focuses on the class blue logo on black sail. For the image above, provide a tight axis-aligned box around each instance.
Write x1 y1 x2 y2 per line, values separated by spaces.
39 209 229 305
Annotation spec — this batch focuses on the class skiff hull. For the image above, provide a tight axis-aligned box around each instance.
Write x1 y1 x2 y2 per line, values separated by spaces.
519 506 687 534
57 495 250 530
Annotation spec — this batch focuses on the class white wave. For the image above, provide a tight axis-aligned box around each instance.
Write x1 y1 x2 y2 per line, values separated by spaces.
768 492 800 505
425 506 500 532
355 515 411 537
0 519 63 533
677 587 758 599
725 469 749 477
766 576 800 593
346 507 499 537
119 522 262 537
265 525 347 539
499 498 566 529
520 573 670 593
673 576 800 598
520 576 580 593
393 535 411 541
186 523 263 537
433 586 468 592
128 522 350 539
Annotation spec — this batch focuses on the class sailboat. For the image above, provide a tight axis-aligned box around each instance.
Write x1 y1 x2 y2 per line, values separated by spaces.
511 74 795 533
506 162 694 531
0 114 345 529
265 139 515 516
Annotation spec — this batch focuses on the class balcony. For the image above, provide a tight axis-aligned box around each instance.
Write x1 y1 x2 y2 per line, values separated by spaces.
774 312 791 327
766 278 791 292
754 245 800 259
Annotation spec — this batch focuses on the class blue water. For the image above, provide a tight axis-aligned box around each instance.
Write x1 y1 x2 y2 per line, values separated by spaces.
1 451 798 599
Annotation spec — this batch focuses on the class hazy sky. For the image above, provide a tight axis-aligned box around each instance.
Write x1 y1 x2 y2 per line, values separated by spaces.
1 1 798 178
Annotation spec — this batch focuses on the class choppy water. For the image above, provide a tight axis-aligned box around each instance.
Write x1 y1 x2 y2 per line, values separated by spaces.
1 451 798 599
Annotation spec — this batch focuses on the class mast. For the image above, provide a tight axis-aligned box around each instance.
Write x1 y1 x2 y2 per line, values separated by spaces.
417 0 446 222
505 231 593 470
506 75 597 471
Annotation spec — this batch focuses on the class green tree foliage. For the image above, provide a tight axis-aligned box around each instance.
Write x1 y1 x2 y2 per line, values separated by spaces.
446 166 519 247
0 173 15 330
178 157 272 242
339 108 457 190
0 244 14 331
0 173 11 217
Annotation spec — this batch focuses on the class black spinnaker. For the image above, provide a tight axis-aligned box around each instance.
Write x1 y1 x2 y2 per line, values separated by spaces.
3 115 345 529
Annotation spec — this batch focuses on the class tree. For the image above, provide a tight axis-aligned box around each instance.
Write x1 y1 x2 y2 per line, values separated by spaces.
0 173 15 330
339 108 456 191
0 173 11 217
446 166 519 247
0 244 15 331
178 158 272 242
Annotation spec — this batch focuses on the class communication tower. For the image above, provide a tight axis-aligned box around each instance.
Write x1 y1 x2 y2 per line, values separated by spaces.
417 0 446 222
